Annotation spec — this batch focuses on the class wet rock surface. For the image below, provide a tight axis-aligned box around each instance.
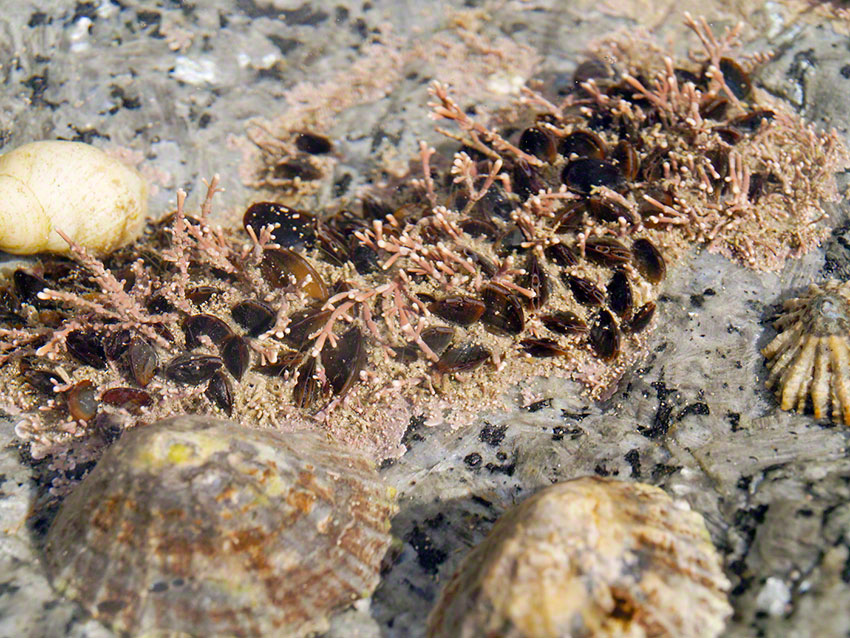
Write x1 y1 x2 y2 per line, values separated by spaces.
1 1 850 637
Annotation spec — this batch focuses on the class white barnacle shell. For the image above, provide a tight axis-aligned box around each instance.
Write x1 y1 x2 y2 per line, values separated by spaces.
427 477 732 638
762 279 850 423
0 140 147 255
44 416 397 638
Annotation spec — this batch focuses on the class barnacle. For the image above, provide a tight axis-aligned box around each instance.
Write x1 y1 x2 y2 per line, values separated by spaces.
426 477 732 638
44 415 397 638
762 280 850 423
0 16 845 466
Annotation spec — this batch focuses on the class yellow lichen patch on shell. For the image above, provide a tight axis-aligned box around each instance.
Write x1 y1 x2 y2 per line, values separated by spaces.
43 415 397 638
426 477 732 638
763 280 850 423
0 141 147 255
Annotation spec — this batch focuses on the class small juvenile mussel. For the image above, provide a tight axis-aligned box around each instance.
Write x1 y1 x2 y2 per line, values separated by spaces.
427 477 731 638
44 415 397 638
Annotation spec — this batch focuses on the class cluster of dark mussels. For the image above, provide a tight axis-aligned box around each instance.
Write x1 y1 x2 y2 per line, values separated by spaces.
1 17 844 462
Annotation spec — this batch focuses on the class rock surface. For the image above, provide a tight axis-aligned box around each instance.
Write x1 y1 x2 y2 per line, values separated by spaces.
1 2 849 638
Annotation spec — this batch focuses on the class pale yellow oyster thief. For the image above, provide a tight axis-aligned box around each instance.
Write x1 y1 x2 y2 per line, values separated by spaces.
427 477 732 638
0 140 147 255
762 279 850 423
44 415 397 638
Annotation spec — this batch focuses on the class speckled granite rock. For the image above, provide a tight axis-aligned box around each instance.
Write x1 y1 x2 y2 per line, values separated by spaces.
1 1 850 638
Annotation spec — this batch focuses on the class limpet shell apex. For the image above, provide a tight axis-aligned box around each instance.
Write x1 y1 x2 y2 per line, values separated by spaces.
427 477 732 638
44 416 397 638
0 141 147 255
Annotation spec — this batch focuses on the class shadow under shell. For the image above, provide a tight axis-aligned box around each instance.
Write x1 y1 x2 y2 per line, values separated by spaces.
43 416 397 638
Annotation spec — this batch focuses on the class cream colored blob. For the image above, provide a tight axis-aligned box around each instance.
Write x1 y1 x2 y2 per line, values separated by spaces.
0 140 147 255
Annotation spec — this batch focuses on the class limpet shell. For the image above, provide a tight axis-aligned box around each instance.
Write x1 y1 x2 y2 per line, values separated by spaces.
762 279 850 423
0 141 147 255
427 477 732 638
44 415 397 638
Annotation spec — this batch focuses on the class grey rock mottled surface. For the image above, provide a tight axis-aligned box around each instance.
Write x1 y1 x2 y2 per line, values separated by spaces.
1 1 850 637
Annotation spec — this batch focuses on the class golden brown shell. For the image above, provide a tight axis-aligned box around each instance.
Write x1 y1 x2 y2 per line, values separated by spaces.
762 280 850 423
426 477 731 638
44 415 397 638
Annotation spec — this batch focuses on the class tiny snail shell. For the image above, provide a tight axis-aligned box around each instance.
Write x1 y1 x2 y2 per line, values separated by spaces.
0 141 147 255
427 477 732 638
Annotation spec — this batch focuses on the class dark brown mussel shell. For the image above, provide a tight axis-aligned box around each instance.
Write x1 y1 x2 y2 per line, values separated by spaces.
349 242 382 276
558 130 606 160
270 158 322 181
100 387 153 414
293 356 323 409
128 337 158 387
103 330 132 361
700 96 729 121
541 311 588 335
545 243 578 268
607 271 633 318
221 334 251 381
22 368 62 395
520 337 570 358
421 326 455 357
585 237 632 267
231 299 276 337
564 274 605 307
713 126 744 145
186 286 222 305
205 370 234 415
624 301 656 333
473 182 515 221
254 351 304 377
513 159 547 200
519 254 549 310
164 353 223 385
731 109 775 132
391 344 419 363
260 248 328 300
66 380 98 421
459 218 499 239
632 238 666 284
243 202 316 249
573 58 615 88
436 342 491 374
589 309 620 361
562 158 623 195
553 201 586 234
481 283 525 335
518 127 557 162
295 131 333 155
283 307 332 350
611 140 640 181
460 249 497 277
429 296 486 326
497 225 529 255
183 314 233 349
146 293 174 314
587 197 635 224
322 326 366 398
316 224 351 267
66 330 107 369
13 269 48 304
717 57 752 101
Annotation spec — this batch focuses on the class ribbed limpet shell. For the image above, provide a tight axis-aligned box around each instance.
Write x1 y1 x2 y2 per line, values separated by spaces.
44 415 397 638
427 477 731 638
762 280 850 423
